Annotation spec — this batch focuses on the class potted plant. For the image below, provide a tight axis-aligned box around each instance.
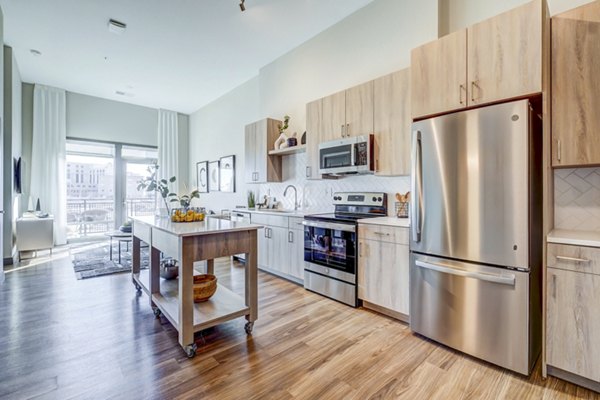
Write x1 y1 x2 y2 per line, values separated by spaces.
137 164 177 215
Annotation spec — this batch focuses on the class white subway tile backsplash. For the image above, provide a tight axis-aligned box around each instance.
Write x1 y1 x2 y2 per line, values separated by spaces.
555 167 600 231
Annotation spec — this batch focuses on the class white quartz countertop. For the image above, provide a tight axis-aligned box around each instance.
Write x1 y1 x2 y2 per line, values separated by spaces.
132 215 263 237
548 229 600 248
357 217 410 228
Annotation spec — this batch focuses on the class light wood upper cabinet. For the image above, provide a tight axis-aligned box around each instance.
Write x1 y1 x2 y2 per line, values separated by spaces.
374 68 411 176
321 90 346 141
244 118 282 183
305 99 322 180
468 0 542 106
547 267 600 382
552 3 600 167
345 81 374 137
411 29 467 119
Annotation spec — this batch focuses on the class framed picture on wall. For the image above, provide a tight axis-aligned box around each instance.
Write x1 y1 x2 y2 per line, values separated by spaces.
219 155 236 192
208 160 220 192
196 161 208 193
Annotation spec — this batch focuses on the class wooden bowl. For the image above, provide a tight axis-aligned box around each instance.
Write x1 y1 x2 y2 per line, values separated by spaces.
193 274 217 302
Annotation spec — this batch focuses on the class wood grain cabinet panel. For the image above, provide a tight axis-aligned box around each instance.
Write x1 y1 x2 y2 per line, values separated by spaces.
345 81 374 137
546 267 600 382
411 29 467 119
244 118 282 183
548 243 600 276
374 68 411 176
321 91 346 142
305 99 322 180
552 11 600 166
467 0 542 106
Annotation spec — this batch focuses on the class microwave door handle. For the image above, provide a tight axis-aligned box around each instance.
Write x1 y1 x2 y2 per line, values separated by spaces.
411 131 423 242
351 142 357 167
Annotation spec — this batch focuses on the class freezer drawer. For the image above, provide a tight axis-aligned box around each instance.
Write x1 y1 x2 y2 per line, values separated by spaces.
409 253 539 375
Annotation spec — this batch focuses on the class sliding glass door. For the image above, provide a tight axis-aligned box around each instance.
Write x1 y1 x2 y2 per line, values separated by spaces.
66 140 157 240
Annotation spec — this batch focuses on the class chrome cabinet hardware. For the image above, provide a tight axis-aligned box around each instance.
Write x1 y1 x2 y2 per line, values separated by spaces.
556 255 590 263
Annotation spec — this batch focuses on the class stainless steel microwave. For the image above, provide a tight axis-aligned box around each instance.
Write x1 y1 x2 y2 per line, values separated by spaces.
318 134 374 175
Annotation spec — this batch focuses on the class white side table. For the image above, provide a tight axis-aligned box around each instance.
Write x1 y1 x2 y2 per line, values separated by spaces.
16 216 54 261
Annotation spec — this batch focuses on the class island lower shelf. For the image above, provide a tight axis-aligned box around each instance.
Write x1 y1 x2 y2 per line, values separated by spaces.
133 269 250 332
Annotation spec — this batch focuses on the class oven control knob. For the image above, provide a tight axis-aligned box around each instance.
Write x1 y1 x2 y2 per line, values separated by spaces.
377 197 383 202
372 196 377 202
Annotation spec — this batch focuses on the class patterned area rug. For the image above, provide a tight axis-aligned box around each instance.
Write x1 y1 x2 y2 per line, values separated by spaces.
71 242 149 280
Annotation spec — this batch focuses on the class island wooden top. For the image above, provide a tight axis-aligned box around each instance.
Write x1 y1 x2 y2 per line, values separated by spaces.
132 215 263 237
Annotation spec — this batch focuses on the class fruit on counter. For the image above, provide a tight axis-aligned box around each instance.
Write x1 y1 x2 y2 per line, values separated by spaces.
171 209 205 223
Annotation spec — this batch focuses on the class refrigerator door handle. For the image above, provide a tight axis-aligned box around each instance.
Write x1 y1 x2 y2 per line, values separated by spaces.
415 260 516 286
411 131 423 242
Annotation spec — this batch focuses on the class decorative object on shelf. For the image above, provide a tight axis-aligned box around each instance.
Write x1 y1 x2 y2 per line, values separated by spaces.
171 207 205 223
247 191 256 208
301 131 306 145
35 198 41 212
119 220 132 233
160 258 179 280
196 161 208 193
273 115 292 150
137 164 177 215
395 192 410 218
219 155 236 192
287 136 297 147
208 160 220 192
193 274 218 302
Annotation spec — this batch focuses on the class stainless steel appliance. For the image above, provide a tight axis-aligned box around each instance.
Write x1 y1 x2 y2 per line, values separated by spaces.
318 135 374 176
303 192 387 306
410 99 543 376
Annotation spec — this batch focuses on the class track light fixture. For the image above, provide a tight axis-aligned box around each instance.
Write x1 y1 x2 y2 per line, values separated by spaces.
239 0 245 12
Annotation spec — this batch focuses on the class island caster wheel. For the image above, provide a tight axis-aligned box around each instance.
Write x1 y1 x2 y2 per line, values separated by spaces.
132 278 142 293
184 344 197 358
153 308 162 318
244 322 254 335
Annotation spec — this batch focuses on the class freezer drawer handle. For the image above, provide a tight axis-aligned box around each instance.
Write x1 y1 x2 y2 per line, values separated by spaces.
556 255 590 263
415 260 516 286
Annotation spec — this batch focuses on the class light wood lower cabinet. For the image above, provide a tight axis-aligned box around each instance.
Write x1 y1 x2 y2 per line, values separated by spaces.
254 215 304 283
358 224 410 320
546 266 600 383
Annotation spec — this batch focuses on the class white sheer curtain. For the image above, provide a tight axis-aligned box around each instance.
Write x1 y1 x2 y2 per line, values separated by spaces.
30 85 67 245
157 109 179 210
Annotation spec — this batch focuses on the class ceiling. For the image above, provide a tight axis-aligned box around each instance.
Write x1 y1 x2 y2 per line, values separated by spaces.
0 0 373 114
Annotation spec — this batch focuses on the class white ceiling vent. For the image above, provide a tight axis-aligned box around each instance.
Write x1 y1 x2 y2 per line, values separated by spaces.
108 19 127 35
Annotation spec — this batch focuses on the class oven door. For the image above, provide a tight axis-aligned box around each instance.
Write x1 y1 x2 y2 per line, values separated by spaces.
303 220 356 283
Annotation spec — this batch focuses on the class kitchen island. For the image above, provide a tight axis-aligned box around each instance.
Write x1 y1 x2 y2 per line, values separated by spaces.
131 216 262 358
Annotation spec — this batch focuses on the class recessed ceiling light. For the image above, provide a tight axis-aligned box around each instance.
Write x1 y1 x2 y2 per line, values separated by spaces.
115 90 134 97
108 19 127 34
30 49 42 56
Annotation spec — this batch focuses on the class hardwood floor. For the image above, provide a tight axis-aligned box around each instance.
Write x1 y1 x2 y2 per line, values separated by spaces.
0 244 598 399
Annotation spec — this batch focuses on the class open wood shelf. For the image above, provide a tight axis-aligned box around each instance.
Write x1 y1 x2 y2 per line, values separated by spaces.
134 269 250 332
268 144 306 156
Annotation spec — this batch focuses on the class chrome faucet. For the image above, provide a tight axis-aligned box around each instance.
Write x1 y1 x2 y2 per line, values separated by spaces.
283 185 300 210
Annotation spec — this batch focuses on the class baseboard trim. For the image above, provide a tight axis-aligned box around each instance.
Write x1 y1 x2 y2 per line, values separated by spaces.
547 365 600 393
362 301 409 323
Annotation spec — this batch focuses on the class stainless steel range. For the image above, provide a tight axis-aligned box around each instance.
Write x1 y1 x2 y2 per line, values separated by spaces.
303 192 387 306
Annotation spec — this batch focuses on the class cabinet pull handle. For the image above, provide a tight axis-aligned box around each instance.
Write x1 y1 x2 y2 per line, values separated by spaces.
557 140 561 162
459 84 466 105
552 274 557 298
346 124 350 137
556 255 590 263
306 166 310 178
341 124 345 137
264 228 268 238
471 81 480 102
374 232 390 236
288 231 293 243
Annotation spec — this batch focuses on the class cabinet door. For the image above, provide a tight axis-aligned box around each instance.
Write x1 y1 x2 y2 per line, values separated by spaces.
321 91 346 141
467 0 542 106
258 227 270 269
254 119 268 183
411 29 467 119
268 226 289 275
345 81 373 137
358 239 409 315
288 229 305 280
552 14 600 166
547 268 600 382
305 99 322 180
244 123 256 183
255 118 282 183
374 69 411 176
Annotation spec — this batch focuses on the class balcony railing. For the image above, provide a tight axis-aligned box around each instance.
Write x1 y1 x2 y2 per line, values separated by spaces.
67 198 156 238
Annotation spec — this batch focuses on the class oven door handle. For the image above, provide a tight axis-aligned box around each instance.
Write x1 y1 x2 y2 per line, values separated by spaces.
302 220 355 233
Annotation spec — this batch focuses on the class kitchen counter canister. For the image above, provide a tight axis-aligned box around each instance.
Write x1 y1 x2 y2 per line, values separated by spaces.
357 217 410 228
547 229 600 248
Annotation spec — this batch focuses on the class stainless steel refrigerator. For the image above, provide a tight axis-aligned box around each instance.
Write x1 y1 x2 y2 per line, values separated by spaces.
409 99 542 376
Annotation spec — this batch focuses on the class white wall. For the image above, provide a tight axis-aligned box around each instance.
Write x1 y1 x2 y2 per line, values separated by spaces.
442 0 595 34
188 0 439 214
